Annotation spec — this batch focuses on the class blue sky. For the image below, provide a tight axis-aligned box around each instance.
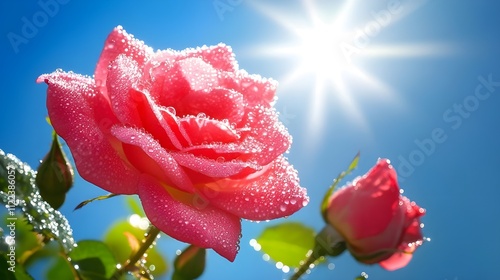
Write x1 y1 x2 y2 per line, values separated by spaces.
1 1 500 279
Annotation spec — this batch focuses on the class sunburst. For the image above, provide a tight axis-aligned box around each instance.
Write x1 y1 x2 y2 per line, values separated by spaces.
247 0 450 140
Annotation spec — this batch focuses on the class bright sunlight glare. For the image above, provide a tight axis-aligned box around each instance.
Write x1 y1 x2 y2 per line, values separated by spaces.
247 0 451 142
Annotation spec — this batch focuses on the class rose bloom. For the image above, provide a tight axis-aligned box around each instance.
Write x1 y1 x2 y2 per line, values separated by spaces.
38 26 309 261
326 158 425 270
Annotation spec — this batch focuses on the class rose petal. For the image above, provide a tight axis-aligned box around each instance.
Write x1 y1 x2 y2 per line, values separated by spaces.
95 26 153 93
178 57 218 92
185 44 237 72
111 125 195 193
38 71 139 194
220 71 277 106
170 152 258 183
107 55 188 150
138 174 241 261
180 142 247 161
177 87 245 124
178 116 240 147
379 244 415 271
236 105 291 166
202 156 309 220
147 57 190 108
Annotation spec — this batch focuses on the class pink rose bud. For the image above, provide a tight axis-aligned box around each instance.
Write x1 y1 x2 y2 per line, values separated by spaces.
37 26 309 261
36 132 75 209
326 158 425 270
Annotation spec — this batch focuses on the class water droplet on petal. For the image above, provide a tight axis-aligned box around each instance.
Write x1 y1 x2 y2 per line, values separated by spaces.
166 107 176 115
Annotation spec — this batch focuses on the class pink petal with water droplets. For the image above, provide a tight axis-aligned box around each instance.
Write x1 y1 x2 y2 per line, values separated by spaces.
37 71 139 194
220 71 277 107
184 44 237 72
237 105 291 166
204 156 309 220
170 152 258 183
107 55 187 150
177 87 245 124
178 116 240 147
94 26 153 93
111 125 195 193
138 174 241 261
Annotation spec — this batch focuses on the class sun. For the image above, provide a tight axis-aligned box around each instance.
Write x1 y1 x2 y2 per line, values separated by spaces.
247 0 449 140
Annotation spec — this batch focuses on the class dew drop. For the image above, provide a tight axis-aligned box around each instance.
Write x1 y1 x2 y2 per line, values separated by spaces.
166 106 176 115
197 112 207 118
280 205 287 212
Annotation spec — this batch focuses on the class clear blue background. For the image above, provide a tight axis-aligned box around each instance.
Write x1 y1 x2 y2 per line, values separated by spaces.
1 1 500 279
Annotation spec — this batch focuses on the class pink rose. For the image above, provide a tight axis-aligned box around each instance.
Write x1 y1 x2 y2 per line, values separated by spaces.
326 158 425 270
37 26 308 261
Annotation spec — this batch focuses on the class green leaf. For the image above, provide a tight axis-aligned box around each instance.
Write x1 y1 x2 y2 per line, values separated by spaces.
69 240 117 280
1 213 42 265
103 221 168 277
74 193 119 211
172 245 206 280
320 152 360 222
46 255 74 280
0 254 34 280
0 149 75 253
256 222 316 267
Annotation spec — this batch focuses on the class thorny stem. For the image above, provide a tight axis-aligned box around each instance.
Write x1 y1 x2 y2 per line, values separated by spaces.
111 225 161 279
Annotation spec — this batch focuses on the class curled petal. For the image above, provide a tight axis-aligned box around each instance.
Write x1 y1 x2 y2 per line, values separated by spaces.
184 44 237 72
178 117 240 147
107 55 186 150
171 152 258 184
203 156 309 220
138 175 241 261
95 25 153 93
220 71 277 106
237 106 291 166
37 71 139 194
177 87 245 124
111 125 194 193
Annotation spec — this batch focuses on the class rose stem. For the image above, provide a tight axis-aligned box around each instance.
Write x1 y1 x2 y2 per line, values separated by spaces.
289 252 320 280
112 225 161 279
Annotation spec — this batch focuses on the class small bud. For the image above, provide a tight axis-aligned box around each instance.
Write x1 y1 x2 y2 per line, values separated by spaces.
36 132 74 209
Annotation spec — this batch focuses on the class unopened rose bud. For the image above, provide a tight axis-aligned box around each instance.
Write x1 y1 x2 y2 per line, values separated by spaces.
326 158 425 270
36 132 74 209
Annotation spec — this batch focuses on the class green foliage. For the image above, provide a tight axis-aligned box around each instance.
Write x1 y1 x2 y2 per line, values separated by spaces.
0 149 75 253
103 221 167 277
320 152 360 222
69 240 117 279
256 222 316 267
172 245 206 280
46 255 74 280
0 255 33 280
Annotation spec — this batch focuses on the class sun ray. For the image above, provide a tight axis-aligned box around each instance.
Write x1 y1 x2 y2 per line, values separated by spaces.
245 0 450 150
